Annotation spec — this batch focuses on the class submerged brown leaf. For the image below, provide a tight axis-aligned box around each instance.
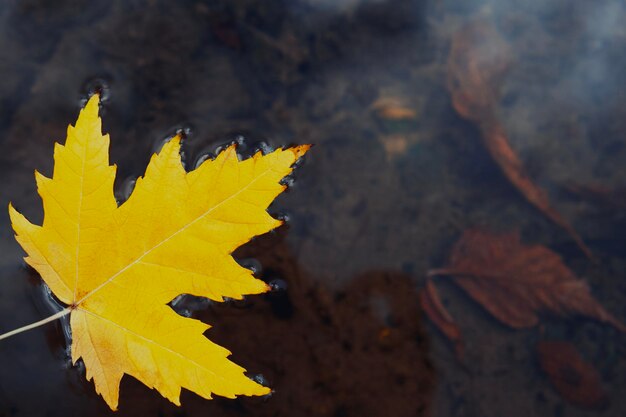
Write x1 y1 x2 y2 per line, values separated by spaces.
537 341 608 409
429 230 625 331
446 19 510 121
446 20 592 258
419 279 464 360
481 124 593 258
371 97 417 120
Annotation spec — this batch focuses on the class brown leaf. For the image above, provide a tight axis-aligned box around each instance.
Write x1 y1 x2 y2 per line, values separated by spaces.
446 19 510 121
481 124 593 258
419 279 464 360
429 229 625 331
371 97 417 120
537 341 609 409
446 20 592 258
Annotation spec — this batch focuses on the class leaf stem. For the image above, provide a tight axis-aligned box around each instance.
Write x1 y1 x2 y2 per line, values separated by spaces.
0 308 71 341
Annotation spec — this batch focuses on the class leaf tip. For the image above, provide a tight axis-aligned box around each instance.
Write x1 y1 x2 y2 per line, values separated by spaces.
170 133 183 145
290 144 312 159
156 134 183 158
81 93 101 120
222 144 238 160
7 201 30 231
85 91 101 109
7 202 18 225
34 169 51 186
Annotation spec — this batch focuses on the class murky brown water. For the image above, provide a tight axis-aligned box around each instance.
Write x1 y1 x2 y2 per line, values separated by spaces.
1 1 626 416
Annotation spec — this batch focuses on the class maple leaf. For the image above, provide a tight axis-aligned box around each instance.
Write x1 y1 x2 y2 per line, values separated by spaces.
428 230 625 331
5 95 309 410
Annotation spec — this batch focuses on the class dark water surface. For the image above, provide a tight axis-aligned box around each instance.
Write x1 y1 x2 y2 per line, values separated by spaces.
1 1 626 416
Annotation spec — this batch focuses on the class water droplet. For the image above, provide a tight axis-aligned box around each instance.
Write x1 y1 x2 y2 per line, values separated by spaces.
237 258 262 275
175 125 194 140
253 141 274 155
234 135 246 146
80 77 111 106
268 279 288 293
273 211 291 223
279 175 295 188
250 373 268 386
194 151 215 169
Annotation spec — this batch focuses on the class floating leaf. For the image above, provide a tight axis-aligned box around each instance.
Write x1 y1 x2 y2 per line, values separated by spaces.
6 95 310 409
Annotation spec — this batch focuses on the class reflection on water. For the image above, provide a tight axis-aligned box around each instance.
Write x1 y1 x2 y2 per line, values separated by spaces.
0 0 625 416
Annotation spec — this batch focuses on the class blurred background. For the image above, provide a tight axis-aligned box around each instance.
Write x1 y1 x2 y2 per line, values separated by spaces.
1 0 626 416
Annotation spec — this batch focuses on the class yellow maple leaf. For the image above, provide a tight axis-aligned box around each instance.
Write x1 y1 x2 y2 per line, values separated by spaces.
5 94 309 410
